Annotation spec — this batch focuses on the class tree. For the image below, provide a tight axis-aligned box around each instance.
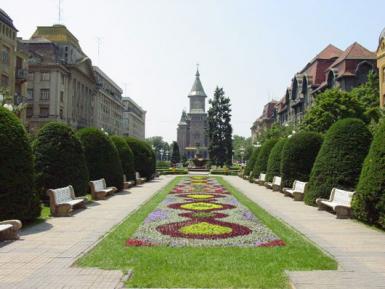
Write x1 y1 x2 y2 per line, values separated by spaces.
232 135 253 163
170 141 181 164
126 136 154 179
244 148 258 177
33 122 89 202
76 128 124 190
110 135 135 181
146 136 170 161
352 119 385 228
0 106 40 221
207 87 233 166
266 138 287 183
252 139 278 178
305 118 371 205
257 123 295 145
300 88 366 133
280 132 323 188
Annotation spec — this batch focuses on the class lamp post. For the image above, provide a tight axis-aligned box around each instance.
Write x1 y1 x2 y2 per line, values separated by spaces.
240 146 245 164
160 148 164 161
165 150 169 161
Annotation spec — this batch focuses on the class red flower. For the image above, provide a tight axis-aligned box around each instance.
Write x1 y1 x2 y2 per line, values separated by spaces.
257 240 285 247
126 239 156 247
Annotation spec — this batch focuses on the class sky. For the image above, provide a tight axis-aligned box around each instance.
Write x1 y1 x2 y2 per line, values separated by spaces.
3 0 385 142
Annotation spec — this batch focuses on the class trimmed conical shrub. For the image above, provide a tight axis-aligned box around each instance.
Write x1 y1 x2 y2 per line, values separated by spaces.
0 107 40 221
33 122 89 201
252 139 278 178
280 132 323 188
110 135 135 181
244 148 258 177
305 118 371 205
352 119 385 228
126 136 153 180
77 128 123 190
266 138 287 182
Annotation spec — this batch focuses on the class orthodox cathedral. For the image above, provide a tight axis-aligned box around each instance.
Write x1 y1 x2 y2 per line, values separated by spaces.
177 69 209 159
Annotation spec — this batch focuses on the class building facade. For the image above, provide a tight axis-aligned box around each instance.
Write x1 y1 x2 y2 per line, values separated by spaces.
277 42 376 126
177 69 208 159
250 100 277 143
377 29 385 108
122 96 146 140
93 66 124 135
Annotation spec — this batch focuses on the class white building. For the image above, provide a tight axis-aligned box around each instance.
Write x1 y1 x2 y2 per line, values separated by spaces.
122 96 146 139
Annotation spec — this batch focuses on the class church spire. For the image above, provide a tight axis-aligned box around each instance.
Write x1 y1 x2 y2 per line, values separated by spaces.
189 65 206 97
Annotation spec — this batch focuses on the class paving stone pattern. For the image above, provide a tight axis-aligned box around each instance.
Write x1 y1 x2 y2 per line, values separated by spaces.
223 176 385 289
0 176 175 289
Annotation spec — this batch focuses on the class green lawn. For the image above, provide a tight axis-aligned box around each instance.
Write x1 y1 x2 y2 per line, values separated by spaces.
77 177 336 288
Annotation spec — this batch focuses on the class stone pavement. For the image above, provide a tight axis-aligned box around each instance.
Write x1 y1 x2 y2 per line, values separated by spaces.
223 176 385 289
0 175 175 289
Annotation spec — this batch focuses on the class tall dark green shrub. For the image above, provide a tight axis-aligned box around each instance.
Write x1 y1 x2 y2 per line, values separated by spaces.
33 122 89 201
0 107 40 221
110 135 135 181
280 132 323 188
126 136 153 179
352 119 385 228
170 141 181 164
77 128 123 190
305 118 371 205
244 148 258 177
252 139 278 178
266 138 287 182
143 141 156 179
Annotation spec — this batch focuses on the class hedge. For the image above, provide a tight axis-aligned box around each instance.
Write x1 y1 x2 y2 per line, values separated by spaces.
280 132 323 188
126 136 153 180
0 107 40 221
252 139 278 179
352 119 385 228
110 135 135 181
33 122 89 202
305 118 371 205
77 128 123 190
266 138 287 183
244 148 258 177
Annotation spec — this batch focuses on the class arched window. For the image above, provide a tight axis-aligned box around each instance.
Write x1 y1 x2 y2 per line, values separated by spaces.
327 71 335 88
302 77 308 105
356 61 373 85
292 78 298 100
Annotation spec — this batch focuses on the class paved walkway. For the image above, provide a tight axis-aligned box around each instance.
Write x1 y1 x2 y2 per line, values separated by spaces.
0 175 175 289
223 176 385 289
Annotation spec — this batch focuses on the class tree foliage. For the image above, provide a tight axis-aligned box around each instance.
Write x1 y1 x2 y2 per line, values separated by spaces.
33 122 89 201
170 141 181 164
110 135 135 181
352 119 385 228
233 135 253 162
252 139 278 178
300 88 366 133
77 128 123 190
280 132 323 188
126 136 154 179
244 148 258 177
266 138 287 182
208 87 233 166
0 106 40 221
305 118 371 205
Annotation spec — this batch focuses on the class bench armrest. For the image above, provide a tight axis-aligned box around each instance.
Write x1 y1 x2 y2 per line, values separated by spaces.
0 220 22 230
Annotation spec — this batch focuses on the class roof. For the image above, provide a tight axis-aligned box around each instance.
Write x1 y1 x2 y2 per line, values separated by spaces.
189 69 207 97
178 110 188 125
93 66 123 94
0 9 17 31
329 42 376 68
31 25 81 51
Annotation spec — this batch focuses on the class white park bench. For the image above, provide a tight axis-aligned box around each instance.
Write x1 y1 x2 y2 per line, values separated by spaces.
254 173 266 185
89 178 117 200
0 220 22 241
135 172 146 185
123 174 135 189
265 176 282 191
283 180 308 201
316 188 355 219
47 185 87 217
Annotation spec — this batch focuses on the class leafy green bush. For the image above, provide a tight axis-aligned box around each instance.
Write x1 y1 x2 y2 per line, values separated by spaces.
0 107 40 221
33 122 89 202
157 161 171 169
305 118 371 205
77 128 123 190
252 139 278 178
280 132 323 188
352 119 385 228
266 138 287 182
110 135 135 181
126 136 153 180
244 148 258 177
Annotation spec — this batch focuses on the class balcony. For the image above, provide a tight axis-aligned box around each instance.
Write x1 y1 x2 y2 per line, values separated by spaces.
16 68 28 82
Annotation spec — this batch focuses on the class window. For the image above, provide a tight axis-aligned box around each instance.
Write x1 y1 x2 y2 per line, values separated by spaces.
39 106 49 118
60 108 64 119
27 89 34 100
28 73 34 81
1 46 10 65
40 89 50 100
27 106 33 118
60 91 64 102
1 74 8 86
41 72 50 81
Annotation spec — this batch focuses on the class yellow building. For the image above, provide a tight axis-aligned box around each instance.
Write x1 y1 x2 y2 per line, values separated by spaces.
377 29 385 108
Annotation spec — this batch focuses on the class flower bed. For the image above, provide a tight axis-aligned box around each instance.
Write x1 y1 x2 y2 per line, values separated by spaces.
127 176 284 247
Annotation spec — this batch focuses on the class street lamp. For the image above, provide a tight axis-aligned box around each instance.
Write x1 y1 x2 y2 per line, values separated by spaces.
160 148 164 161
165 150 169 161
240 146 245 164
